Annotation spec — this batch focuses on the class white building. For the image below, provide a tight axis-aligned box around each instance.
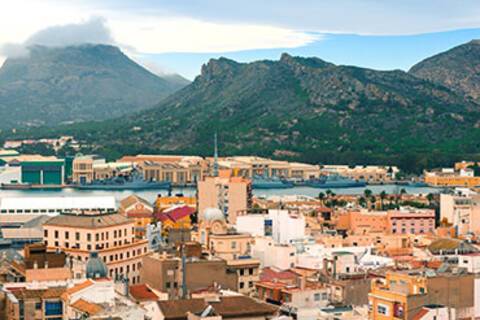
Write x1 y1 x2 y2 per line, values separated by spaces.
0 196 116 215
236 209 305 245
251 237 296 270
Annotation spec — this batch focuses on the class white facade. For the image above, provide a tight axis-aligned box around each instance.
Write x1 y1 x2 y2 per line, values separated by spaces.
458 254 480 273
0 196 116 215
252 237 296 270
268 209 305 245
236 214 266 237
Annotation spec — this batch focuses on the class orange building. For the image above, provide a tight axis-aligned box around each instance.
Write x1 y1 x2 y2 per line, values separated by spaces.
155 195 196 210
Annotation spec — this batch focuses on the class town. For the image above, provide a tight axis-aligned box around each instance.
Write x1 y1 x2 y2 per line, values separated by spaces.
0 147 478 319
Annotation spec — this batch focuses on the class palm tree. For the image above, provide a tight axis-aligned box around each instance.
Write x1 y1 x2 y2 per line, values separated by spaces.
380 191 387 210
364 189 373 208
358 196 367 208
318 192 326 205
426 193 434 208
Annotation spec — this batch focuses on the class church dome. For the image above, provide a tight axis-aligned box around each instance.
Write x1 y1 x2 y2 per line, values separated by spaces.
203 207 225 222
86 251 108 279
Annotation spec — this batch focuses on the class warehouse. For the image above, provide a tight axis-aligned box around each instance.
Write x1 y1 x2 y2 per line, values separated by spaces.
0 196 116 215
20 158 65 185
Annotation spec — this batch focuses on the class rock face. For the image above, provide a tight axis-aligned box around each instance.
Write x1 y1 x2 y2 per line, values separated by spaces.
409 40 480 102
0 44 189 128
54 50 480 170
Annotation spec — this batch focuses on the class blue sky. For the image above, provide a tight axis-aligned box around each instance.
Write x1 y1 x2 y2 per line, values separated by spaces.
2 1 480 79
147 28 480 79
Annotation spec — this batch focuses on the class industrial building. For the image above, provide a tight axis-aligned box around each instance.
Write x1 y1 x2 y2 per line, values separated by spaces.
20 158 65 185
0 196 116 215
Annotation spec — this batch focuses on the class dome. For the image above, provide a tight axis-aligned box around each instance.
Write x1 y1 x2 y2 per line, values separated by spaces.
86 251 108 279
203 207 225 222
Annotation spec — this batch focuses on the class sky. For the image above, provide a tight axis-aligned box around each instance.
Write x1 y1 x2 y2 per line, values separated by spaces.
2 1 480 79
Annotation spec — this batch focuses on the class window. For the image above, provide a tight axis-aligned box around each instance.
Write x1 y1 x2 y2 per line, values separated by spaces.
239 282 244 289
45 301 63 316
87 233 91 241
87 244 91 250
249 268 254 275
35 302 42 310
44 230 48 237
54 230 59 238
166 282 171 289
314 293 321 301
75 232 80 241
65 231 69 239
240 269 244 276
377 305 388 316
248 281 253 288
231 241 237 249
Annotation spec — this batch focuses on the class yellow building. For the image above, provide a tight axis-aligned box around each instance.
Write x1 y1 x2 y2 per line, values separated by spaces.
369 269 474 320
156 205 195 236
155 195 196 210
424 168 480 187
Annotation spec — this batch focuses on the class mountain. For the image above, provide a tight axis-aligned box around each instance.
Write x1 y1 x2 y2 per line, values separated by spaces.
409 40 480 102
0 44 188 128
33 51 480 171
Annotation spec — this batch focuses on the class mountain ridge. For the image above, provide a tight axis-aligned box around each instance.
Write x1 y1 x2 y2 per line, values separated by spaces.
0 44 189 128
16 42 480 172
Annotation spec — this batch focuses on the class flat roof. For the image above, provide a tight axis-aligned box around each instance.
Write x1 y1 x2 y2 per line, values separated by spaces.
0 196 116 210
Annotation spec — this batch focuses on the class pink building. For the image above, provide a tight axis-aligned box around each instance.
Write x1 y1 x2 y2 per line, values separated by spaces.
387 209 435 235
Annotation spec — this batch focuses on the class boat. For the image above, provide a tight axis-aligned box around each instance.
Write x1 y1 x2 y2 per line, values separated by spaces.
1 181 32 190
407 181 428 188
252 176 294 189
73 173 171 190
306 175 366 188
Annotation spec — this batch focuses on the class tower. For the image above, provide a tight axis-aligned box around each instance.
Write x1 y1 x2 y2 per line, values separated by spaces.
213 132 219 177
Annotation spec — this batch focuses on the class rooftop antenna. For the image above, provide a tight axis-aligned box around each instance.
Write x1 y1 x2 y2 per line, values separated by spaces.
213 132 219 177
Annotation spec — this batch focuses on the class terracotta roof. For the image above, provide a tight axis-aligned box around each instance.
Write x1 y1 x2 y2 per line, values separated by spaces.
260 268 297 282
158 298 206 320
71 298 103 315
65 280 94 296
158 297 277 320
412 308 429 320
129 284 160 301
119 195 152 211
45 213 131 229
10 287 66 300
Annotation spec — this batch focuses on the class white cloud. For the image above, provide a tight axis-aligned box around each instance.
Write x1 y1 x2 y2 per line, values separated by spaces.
0 0 320 59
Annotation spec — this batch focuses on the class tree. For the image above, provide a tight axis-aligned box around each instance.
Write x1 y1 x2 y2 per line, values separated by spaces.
318 192 326 205
380 191 387 210
358 196 367 208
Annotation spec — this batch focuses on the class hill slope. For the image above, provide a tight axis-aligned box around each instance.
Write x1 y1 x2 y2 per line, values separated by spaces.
0 44 188 128
38 52 480 171
409 40 480 102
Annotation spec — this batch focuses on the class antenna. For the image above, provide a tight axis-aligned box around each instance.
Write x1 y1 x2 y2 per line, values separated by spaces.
213 132 219 177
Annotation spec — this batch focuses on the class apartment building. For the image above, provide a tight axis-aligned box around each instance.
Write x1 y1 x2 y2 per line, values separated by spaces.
198 173 252 224
424 167 480 187
440 193 480 236
43 212 148 284
369 269 474 320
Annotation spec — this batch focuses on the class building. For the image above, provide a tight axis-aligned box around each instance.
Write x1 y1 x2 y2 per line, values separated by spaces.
0 196 116 215
20 158 65 185
216 156 320 180
140 252 238 299
336 208 435 236
198 173 252 224
320 165 399 183
368 268 474 320
71 155 105 184
156 205 195 237
119 195 155 238
4 286 66 320
156 296 278 320
424 167 480 187
440 193 480 236
43 212 149 283
155 195 196 210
